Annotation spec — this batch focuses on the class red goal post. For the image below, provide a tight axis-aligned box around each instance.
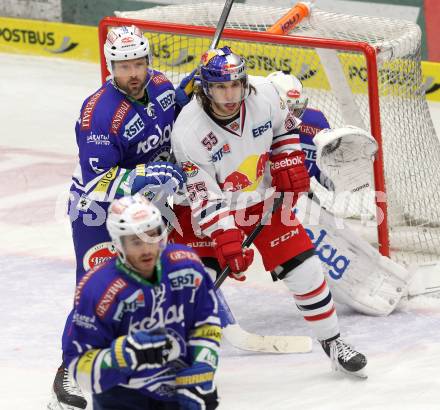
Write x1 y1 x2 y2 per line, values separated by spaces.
98 15 391 258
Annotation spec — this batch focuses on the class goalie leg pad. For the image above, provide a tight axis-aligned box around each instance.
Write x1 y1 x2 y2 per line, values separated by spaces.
280 255 340 340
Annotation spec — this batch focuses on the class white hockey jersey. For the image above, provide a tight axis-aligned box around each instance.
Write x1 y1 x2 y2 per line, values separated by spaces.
172 76 301 237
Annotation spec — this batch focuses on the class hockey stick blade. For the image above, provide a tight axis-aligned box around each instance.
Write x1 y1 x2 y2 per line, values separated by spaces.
223 324 312 354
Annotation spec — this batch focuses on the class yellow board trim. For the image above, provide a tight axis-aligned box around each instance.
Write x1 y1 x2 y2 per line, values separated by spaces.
0 17 439 101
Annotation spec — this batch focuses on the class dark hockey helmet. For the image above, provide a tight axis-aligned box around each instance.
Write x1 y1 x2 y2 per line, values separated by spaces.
200 46 249 102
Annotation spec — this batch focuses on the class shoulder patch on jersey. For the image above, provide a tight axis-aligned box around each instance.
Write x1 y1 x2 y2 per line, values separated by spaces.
151 73 170 86
81 88 106 130
181 161 199 177
168 250 202 264
284 112 300 131
168 268 203 290
111 100 131 135
96 277 128 319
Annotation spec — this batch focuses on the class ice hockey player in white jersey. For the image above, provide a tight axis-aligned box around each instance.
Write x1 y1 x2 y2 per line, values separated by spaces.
170 46 368 377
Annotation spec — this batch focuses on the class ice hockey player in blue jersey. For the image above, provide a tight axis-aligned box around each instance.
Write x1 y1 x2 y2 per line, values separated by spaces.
267 71 330 186
70 25 188 281
63 194 221 410
49 25 192 410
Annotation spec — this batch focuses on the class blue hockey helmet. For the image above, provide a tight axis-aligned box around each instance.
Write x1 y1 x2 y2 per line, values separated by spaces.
200 46 249 102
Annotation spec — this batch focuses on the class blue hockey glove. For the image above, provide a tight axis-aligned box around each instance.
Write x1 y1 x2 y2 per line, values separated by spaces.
175 362 219 410
175 69 198 107
110 329 172 372
128 161 186 197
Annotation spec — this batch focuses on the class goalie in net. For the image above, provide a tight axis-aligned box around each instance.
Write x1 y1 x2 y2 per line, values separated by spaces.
268 71 424 317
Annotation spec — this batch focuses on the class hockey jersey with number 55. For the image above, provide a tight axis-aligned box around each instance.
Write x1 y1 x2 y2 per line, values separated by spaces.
171 76 302 238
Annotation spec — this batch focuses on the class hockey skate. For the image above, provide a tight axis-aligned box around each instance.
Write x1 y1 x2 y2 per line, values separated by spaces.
47 363 87 410
320 334 367 379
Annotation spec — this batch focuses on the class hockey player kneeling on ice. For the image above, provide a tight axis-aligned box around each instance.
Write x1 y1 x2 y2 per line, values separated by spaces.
61 194 221 410
170 46 367 378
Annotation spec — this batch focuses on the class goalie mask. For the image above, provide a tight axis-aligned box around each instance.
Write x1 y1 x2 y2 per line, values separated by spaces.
106 194 167 264
200 46 249 104
268 71 308 119
103 25 153 79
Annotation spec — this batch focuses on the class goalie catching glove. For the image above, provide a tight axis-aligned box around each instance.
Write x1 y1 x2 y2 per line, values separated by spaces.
175 362 219 410
212 228 254 281
110 329 172 372
128 161 186 197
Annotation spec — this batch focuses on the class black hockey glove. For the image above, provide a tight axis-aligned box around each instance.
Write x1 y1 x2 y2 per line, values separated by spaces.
110 329 172 372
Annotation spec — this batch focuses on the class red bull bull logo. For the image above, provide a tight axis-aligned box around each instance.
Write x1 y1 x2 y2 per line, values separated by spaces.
220 153 269 192
181 161 199 177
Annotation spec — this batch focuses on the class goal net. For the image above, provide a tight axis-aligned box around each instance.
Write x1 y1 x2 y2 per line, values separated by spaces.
99 3 440 268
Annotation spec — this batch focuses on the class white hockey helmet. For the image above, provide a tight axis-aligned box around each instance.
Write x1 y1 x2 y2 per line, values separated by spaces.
103 25 152 78
106 194 167 263
268 71 308 119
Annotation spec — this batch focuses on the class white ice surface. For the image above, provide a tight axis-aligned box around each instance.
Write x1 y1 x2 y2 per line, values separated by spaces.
1 53 440 409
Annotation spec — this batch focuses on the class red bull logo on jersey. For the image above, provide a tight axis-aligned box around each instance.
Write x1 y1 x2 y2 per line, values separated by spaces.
181 161 199 177
220 153 269 192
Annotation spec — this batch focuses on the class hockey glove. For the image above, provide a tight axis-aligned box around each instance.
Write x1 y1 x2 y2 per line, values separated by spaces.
211 229 254 281
128 161 186 197
175 69 198 107
175 362 219 410
110 329 172 372
270 151 310 198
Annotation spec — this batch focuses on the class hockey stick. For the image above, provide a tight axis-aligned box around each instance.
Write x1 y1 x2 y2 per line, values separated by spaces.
214 193 313 353
209 2 313 353
210 0 235 50
214 193 285 289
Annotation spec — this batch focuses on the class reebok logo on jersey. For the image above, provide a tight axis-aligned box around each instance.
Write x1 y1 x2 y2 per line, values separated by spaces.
156 89 175 111
252 120 272 138
123 114 145 140
271 156 303 171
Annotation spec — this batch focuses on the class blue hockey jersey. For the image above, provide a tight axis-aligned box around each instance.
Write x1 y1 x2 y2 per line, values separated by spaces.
63 244 221 401
298 107 330 183
70 71 177 206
